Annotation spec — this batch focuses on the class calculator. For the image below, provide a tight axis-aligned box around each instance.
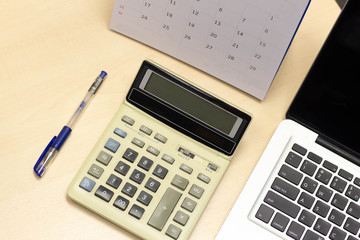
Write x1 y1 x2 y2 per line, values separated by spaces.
67 60 251 240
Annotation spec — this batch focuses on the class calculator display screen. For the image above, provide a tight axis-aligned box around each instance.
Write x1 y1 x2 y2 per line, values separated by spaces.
141 71 242 138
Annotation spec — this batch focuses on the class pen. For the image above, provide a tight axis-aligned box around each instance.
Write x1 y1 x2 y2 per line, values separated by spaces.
34 71 107 178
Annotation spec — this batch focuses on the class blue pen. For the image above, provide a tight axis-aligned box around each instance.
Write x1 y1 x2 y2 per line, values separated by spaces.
34 71 107 178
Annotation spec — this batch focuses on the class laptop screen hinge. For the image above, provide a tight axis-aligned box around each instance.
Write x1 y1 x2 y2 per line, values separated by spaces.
316 135 360 167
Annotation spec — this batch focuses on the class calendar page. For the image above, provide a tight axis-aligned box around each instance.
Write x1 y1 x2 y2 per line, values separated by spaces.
110 0 311 100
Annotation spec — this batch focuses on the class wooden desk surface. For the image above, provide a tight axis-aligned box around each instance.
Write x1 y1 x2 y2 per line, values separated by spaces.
0 0 340 239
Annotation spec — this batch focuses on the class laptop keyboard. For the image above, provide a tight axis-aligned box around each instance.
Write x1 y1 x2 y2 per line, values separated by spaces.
253 143 360 240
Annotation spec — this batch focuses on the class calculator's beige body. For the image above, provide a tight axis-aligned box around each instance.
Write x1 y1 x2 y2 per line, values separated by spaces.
67 97 233 239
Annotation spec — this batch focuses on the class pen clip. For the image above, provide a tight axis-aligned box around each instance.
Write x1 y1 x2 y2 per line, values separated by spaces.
34 136 56 177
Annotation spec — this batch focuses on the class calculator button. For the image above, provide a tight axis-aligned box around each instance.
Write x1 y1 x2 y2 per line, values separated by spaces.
174 210 189 226
113 195 129 211
148 188 182 231
122 115 135 126
122 182 138 197
129 204 145 219
130 169 146 184
96 151 112 166
79 177 96 192
140 125 153 135
137 190 153 206
147 145 160 156
165 224 182 239
154 133 167 143
178 147 194 158
137 156 153 171
115 161 130 176
132 137 145 148
207 163 218 171
104 138 120 153
180 164 193 174
122 148 138 163
95 185 114 202
189 184 204 199
145 177 161 192
114 128 127 138
153 164 168 179
162 154 175 164
181 197 197 212
171 174 189 191
197 173 211 184
106 174 122 189
88 164 104 179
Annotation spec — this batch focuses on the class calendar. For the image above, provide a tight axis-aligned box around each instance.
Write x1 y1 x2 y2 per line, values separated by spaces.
110 0 311 100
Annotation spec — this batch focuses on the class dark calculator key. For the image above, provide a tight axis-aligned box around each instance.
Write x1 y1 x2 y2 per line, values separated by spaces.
329 227 346 240
113 195 130 211
331 193 348 210
271 212 289 232
129 204 145 219
344 217 360 235
95 185 114 202
308 152 322 164
255 204 274 223
330 177 347 193
346 202 360 219
313 200 330 218
303 229 324 240
130 169 146 184
299 209 316 227
106 174 122 189
301 176 318 193
316 185 333 202
264 190 300 218
314 218 331 236
115 161 130 176
298 192 315 209
271 177 300 200
122 182 138 197
339 169 353 181
300 160 317 177
328 209 346 226
315 168 332 185
323 160 338 173
153 164 168 179
137 156 153 171
145 177 161 192
285 152 302 168
278 164 303 185
137 190 153 206
286 221 305 240
292 143 307 156
346 185 360 201
122 148 138 163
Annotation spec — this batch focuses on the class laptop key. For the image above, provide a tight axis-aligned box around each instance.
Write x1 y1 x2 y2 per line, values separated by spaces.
346 202 360 219
271 177 300 200
292 143 307 156
330 177 347 193
344 217 360 235
255 204 274 223
346 184 360 201
323 160 338 173
303 229 324 240
286 221 305 240
300 160 317 177
329 227 346 240
314 218 331 236
315 168 332 185
264 190 300 218
328 209 346 226
285 152 302 168
271 212 289 232
331 193 348 210
278 164 303 185
298 209 316 227
338 169 353 181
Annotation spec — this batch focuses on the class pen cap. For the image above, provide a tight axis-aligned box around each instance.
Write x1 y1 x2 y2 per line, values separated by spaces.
89 71 107 94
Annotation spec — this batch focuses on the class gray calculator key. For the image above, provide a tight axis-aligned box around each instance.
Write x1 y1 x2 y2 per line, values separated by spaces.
95 185 114 202
147 145 160 156
165 224 182 239
96 151 112 166
189 184 204 199
154 133 167 143
181 197 197 212
180 164 193 174
79 177 96 192
140 125 152 135
122 115 135 126
114 128 127 138
162 154 175 164
122 148 138 163
171 174 189 191
148 188 182 231
197 173 211 184
104 138 120 153
88 164 104 179
132 137 145 148
174 210 189 226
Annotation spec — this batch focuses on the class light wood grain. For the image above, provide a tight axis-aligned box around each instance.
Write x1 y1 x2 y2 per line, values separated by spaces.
0 0 340 239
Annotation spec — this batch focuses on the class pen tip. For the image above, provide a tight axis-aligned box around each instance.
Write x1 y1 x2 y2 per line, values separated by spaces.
100 71 107 79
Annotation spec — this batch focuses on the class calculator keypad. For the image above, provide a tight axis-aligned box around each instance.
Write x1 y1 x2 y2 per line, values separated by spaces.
75 113 219 240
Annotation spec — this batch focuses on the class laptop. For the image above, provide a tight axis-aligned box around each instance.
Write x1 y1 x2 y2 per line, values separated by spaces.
216 1 360 240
